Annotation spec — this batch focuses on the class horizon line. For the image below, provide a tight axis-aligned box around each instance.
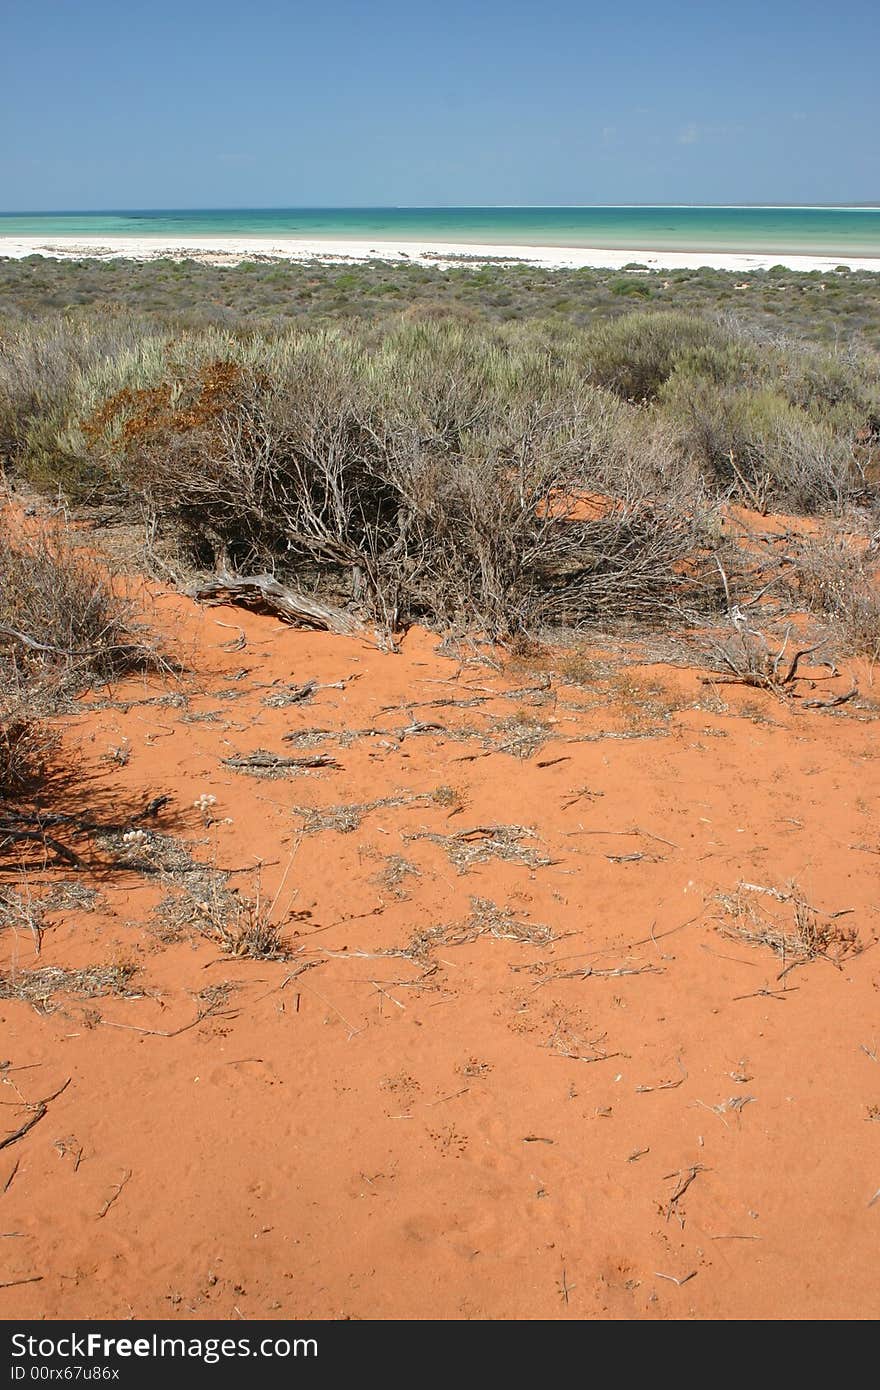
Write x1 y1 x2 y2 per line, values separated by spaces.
2 203 880 216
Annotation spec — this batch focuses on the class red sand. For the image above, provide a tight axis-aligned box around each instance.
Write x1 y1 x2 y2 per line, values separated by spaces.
2 588 879 1321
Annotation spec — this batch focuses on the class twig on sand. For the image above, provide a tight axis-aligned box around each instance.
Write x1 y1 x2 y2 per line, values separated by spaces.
0 1275 43 1289
654 1270 697 1287
544 1019 624 1065
370 981 406 1013
566 826 680 851
2 1158 21 1193
621 911 706 953
536 962 663 988
732 986 795 1002
0 1078 71 1152
223 751 340 776
298 981 362 1039
97 1169 132 1219
663 1164 708 1226
802 680 858 710
428 1089 470 1108
636 1059 687 1093
99 995 236 1038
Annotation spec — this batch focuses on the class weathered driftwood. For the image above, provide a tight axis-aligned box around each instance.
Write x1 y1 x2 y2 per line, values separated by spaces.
222 751 340 774
189 573 368 638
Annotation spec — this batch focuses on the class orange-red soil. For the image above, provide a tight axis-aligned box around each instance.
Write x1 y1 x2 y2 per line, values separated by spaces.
2 588 879 1321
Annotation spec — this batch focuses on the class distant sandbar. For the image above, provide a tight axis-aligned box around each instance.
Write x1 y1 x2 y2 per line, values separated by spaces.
1 234 879 273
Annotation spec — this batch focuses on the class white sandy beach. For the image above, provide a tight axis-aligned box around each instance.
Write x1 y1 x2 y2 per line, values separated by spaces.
1 234 878 273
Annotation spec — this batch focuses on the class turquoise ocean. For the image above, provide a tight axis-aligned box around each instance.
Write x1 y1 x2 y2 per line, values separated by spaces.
1 207 879 257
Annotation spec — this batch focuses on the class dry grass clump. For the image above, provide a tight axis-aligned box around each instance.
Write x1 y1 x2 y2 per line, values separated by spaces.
600 670 688 726
430 784 464 810
0 879 99 953
556 650 603 687
373 854 421 897
404 896 554 964
292 793 428 835
408 824 551 873
487 715 552 759
202 897 294 960
0 962 139 1013
715 882 861 967
0 514 163 832
157 873 296 960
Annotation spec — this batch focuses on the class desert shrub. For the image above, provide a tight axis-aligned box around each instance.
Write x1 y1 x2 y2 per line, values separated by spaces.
581 310 743 401
776 345 880 440
0 316 164 495
64 318 721 636
2 300 877 640
660 374 862 512
609 278 652 299
3 257 880 346
783 531 880 659
0 515 158 696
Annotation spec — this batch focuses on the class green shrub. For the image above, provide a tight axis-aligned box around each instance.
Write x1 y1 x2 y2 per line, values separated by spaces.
609 278 651 299
582 310 734 400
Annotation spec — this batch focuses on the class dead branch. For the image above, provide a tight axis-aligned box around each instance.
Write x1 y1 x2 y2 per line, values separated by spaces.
0 1078 71 1152
223 751 340 774
189 573 372 638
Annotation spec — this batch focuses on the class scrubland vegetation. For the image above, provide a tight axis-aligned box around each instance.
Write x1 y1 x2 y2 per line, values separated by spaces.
0 256 878 679
2 254 880 345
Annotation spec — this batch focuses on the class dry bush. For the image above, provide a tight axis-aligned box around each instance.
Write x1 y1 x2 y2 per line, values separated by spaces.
4 308 877 642
0 316 163 495
660 376 865 513
0 517 160 696
783 531 880 660
699 617 828 695
0 516 166 866
41 321 729 639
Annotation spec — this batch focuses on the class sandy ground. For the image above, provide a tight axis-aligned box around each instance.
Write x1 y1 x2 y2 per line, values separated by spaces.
1 234 879 273
2 571 879 1321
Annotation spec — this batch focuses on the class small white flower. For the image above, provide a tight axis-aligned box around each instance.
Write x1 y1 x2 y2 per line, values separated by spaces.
193 793 218 813
122 828 148 847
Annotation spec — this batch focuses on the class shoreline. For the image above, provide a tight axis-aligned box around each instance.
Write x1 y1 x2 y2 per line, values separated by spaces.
2 233 879 273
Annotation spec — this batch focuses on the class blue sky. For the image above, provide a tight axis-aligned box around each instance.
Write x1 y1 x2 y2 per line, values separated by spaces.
2 0 877 209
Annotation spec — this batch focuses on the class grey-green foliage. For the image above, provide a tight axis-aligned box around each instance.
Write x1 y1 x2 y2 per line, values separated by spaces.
0 304 877 637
